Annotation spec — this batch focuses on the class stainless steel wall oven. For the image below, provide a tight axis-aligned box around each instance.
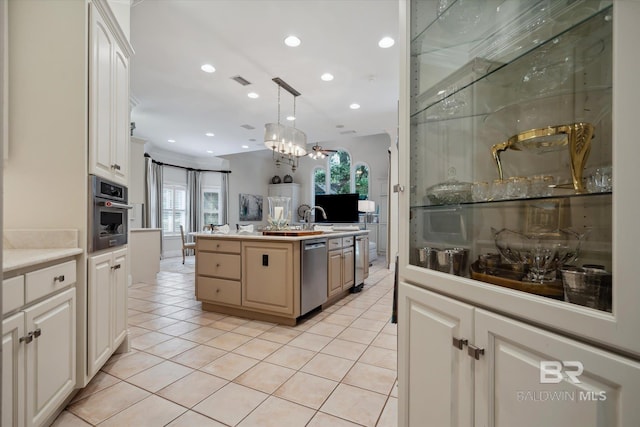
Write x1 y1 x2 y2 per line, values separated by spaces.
89 175 131 252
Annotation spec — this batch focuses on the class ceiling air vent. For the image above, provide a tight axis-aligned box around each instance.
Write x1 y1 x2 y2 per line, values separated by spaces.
231 75 252 86
340 130 357 135
240 124 255 130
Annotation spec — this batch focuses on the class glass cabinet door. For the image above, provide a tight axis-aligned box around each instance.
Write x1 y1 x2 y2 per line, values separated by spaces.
408 0 613 312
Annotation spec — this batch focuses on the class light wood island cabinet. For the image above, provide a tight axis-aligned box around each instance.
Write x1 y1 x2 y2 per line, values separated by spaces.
327 237 355 298
195 232 363 325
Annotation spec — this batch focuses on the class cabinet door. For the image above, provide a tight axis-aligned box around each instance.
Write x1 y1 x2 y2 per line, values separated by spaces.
88 252 113 377
398 283 474 427
2 312 25 427
342 247 355 288
112 248 128 347
89 4 114 180
328 250 343 297
25 288 76 427
242 242 294 315
474 309 640 427
363 237 369 279
112 43 129 185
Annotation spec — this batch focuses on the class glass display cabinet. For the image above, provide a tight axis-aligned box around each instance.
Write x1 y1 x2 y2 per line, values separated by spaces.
408 0 613 310
398 2 640 425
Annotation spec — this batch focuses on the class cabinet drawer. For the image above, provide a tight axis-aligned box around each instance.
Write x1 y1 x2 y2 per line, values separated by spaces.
198 253 241 280
197 277 241 306
198 239 241 253
3 276 25 314
25 260 77 303
342 236 354 247
328 238 343 250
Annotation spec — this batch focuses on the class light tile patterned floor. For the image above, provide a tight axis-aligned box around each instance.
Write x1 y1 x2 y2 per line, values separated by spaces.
53 256 398 427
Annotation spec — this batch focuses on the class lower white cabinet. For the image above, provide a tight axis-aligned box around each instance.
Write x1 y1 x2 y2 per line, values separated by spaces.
87 247 128 377
398 282 640 427
2 287 76 427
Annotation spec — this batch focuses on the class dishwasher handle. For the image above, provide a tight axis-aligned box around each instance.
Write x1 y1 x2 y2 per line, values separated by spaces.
304 242 326 251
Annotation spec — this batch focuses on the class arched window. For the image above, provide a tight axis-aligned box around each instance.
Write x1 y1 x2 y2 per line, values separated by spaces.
354 163 370 199
329 150 351 194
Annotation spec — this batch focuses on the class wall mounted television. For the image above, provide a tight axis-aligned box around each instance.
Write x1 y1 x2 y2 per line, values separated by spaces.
314 193 360 223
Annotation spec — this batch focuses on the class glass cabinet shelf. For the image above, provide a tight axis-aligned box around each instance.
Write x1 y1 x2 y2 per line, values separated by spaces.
408 0 614 313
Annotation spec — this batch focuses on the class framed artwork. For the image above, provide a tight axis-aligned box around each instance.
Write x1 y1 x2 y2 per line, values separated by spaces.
239 193 263 221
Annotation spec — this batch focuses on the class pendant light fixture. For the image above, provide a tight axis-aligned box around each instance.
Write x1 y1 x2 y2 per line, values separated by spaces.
264 77 307 172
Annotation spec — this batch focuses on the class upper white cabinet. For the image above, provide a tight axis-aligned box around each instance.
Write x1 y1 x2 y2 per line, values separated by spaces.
89 1 130 185
399 0 640 357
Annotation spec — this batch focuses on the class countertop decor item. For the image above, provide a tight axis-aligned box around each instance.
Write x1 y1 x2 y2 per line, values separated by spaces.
271 175 281 184
264 78 307 172
267 196 292 230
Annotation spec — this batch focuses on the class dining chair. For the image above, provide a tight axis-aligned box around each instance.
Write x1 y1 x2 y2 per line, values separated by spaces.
179 225 196 264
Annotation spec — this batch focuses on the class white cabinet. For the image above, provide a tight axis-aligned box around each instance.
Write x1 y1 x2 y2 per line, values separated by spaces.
268 183 300 221
87 247 128 377
89 1 130 185
398 283 640 427
2 287 76 427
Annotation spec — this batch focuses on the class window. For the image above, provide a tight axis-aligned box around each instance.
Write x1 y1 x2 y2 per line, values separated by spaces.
329 150 351 194
354 163 370 199
162 184 186 234
313 167 326 195
202 187 221 226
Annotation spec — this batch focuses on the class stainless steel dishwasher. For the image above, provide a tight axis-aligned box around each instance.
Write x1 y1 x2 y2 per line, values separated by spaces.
301 238 328 316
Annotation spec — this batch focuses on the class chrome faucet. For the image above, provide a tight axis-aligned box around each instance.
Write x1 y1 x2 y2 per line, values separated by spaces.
304 206 327 230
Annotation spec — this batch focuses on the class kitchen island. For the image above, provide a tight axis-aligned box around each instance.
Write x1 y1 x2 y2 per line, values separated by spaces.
193 230 368 325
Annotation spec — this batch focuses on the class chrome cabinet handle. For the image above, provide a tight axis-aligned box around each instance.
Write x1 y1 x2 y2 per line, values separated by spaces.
111 164 121 170
111 264 121 270
452 337 468 350
53 275 65 283
467 344 485 360
33 328 42 339
20 332 34 344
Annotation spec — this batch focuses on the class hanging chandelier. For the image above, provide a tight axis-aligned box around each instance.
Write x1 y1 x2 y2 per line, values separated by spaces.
264 77 307 172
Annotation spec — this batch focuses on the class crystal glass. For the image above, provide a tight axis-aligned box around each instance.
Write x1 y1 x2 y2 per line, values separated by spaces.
492 227 590 283
267 197 292 230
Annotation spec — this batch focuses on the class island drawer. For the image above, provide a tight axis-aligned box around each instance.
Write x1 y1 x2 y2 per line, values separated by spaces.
25 260 77 303
3 275 25 315
197 253 241 280
328 238 343 250
342 236 354 247
197 277 241 306
198 239 241 254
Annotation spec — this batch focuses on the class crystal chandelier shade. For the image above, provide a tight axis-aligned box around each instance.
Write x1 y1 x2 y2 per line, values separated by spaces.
264 78 307 172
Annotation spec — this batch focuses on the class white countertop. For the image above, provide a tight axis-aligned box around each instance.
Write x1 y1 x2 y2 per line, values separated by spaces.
3 248 83 274
192 229 369 241
3 229 82 273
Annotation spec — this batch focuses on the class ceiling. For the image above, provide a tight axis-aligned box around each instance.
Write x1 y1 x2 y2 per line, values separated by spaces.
129 0 399 159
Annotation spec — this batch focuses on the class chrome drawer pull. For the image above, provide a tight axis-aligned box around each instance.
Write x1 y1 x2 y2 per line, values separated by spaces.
53 275 65 282
111 264 121 270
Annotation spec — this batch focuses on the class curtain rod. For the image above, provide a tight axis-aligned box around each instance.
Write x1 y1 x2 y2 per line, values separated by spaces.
144 153 232 174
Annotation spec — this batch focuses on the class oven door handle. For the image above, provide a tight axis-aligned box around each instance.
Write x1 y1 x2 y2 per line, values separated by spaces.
99 201 133 209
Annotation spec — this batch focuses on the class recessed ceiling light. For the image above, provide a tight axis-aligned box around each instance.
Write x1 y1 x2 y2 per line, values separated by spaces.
241 145 249 149
349 103 361 110
206 150 213 154
321 73 334 81
284 35 301 47
247 92 259 99
286 116 295 121
249 138 256 142
200 64 216 73
205 132 215 137
378 37 395 48
168 139 176 143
